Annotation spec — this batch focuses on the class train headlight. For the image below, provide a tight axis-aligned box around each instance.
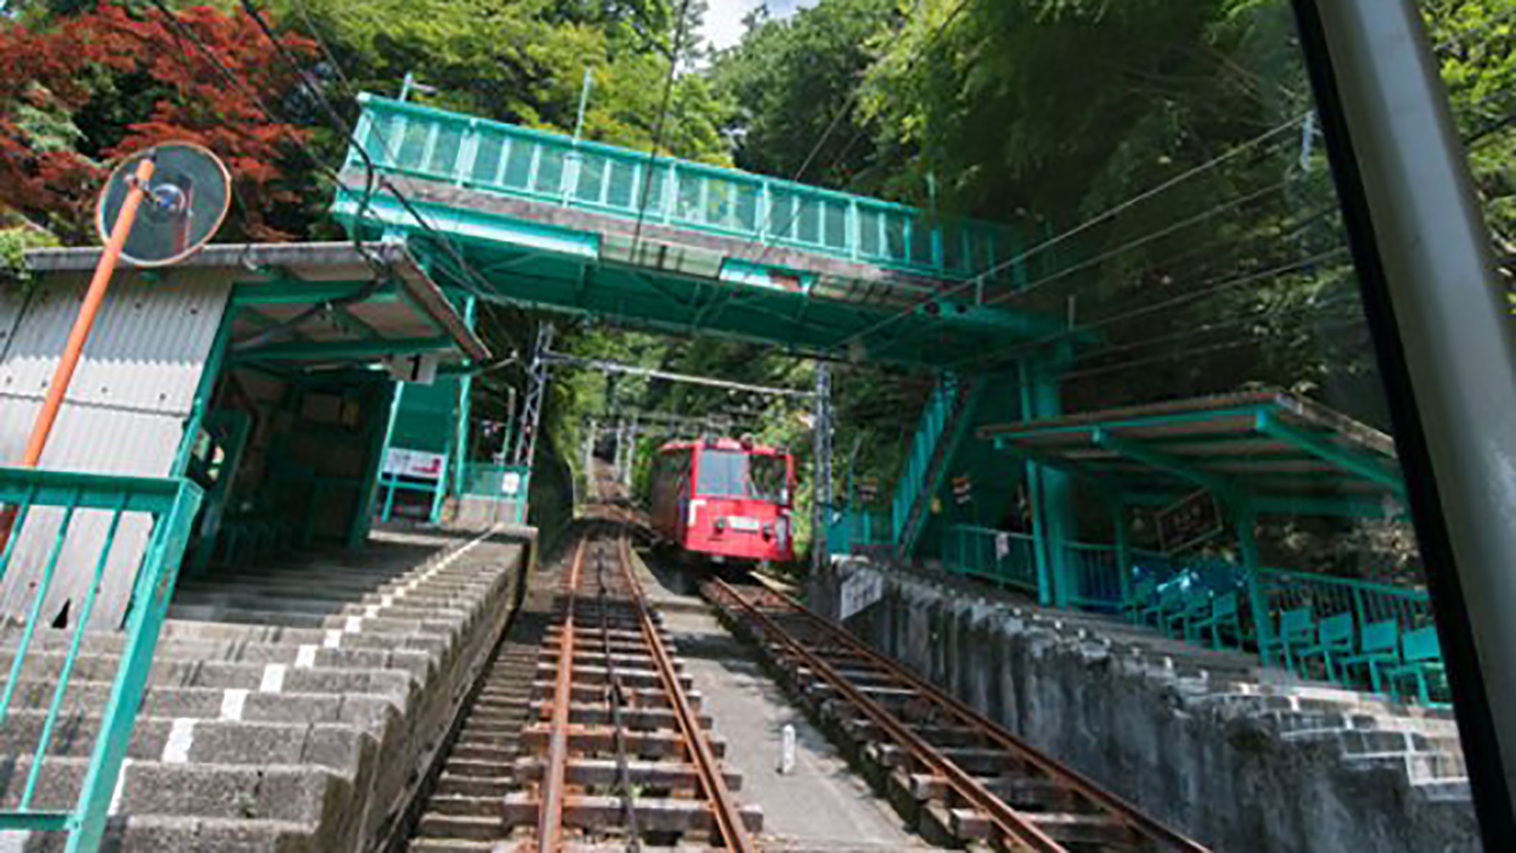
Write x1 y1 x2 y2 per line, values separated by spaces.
713 517 726 534
762 522 774 540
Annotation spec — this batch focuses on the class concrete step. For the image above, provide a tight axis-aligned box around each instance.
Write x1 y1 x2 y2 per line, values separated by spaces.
0 709 372 771
0 651 416 700
168 604 459 639
20 816 319 852
0 757 347 825
158 619 449 656
0 681 399 733
171 593 471 626
0 630 436 681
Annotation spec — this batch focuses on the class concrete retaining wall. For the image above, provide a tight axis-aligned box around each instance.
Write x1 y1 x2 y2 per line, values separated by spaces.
828 562 1481 852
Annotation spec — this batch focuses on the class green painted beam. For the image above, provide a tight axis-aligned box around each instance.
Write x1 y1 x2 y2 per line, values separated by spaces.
233 279 402 305
229 336 454 363
1255 410 1405 495
1092 428 1235 496
329 304 383 341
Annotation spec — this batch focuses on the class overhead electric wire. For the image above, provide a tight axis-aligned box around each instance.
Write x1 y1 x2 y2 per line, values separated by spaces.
1059 316 1370 385
1060 287 1361 371
630 0 694 258
827 112 1313 355
746 0 973 271
973 174 1304 307
951 246 1351 374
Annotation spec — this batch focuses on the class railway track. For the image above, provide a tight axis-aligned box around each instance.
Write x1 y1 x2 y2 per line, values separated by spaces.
702 579 1209 853
411 511 761 851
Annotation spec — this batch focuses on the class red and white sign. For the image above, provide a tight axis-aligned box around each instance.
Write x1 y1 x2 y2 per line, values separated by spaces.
383 448 447 480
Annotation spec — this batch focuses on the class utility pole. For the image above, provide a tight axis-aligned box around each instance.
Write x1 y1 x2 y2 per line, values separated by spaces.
810 363 834 608
513 324 555 470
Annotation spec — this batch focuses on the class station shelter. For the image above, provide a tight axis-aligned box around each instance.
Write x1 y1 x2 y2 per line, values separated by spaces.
1 240 489 634
832 388 1438 702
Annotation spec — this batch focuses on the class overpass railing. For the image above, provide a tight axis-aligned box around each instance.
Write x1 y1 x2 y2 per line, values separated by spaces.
941 522 1444 704
0 468 202 850
350 94 1012 282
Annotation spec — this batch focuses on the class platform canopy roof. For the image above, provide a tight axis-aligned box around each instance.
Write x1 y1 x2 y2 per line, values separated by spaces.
979 391 1405 518
28 241 490 371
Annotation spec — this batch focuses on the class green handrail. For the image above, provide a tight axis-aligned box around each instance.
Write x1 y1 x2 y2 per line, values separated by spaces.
0 467 203 851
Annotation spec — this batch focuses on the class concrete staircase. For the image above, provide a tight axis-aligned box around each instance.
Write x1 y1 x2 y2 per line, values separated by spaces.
994 597 1470 799
833 560 1480 850
0 526 532 852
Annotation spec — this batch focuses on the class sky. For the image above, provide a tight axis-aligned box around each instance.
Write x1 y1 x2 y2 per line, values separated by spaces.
700 0 813 51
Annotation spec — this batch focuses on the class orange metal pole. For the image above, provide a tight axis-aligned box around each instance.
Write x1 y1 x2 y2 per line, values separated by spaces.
19 157 155 467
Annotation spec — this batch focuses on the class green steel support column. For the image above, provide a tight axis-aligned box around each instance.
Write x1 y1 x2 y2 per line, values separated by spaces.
1025 354 1074 608
351 382 399 549
1112 498 1133 612
377 381 406 522
453 295 477 495
1232 500 1273 664
1017 361 1053 606
171 309 235 477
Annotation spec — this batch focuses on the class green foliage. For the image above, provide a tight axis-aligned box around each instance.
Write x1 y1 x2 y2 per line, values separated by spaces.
708 0 897 189
275 0 731 162
0 224 60 290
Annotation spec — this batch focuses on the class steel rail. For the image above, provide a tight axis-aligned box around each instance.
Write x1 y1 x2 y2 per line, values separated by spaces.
707 578 1069 852
595 553 642 850
756 583 1209 853
619 539 758 853
537 538 586 851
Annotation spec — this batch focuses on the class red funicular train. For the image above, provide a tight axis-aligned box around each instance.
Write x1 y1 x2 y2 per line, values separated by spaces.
649 436 796 565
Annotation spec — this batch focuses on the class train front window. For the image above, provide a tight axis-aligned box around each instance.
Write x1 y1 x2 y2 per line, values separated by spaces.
750 455 788 504
696 450 747 497
695 450 788 502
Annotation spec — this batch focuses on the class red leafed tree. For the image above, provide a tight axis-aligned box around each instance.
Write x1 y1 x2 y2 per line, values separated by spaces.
0 2 317 243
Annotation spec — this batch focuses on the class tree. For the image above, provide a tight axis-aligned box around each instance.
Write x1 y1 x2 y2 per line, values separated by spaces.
0 2 317 242
274 0 731 163
709 0 897 191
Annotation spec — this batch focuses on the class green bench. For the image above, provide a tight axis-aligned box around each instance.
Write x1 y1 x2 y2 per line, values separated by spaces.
1339 619 1400 693
1259 607 1315 671
1385 626 1447 705
1295 612 1355 682
1190 591 1241 650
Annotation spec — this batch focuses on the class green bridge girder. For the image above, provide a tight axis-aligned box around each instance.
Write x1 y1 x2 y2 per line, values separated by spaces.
332 94 1070 370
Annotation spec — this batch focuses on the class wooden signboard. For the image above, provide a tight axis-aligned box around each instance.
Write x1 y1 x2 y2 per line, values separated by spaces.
1156 489 1224 554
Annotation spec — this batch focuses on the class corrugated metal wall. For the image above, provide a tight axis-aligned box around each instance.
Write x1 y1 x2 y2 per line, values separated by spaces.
0 269 232 629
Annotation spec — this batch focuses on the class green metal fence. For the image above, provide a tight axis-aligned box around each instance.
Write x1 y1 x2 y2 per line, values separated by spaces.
941 521 1443 702
1258 567 1434 631
460 463 530 525
940 524 1040 593
352 95 1010 281
825 505 894 556
0 467 203 851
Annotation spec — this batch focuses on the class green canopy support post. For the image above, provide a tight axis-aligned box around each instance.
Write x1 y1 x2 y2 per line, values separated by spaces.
1111 498 1133 612
171 310 235 477
453 295 477 499
351 381 398 550
1231 499 1272 664
377 381 406 523
1021 354 1074 608
1017 362 1054 607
